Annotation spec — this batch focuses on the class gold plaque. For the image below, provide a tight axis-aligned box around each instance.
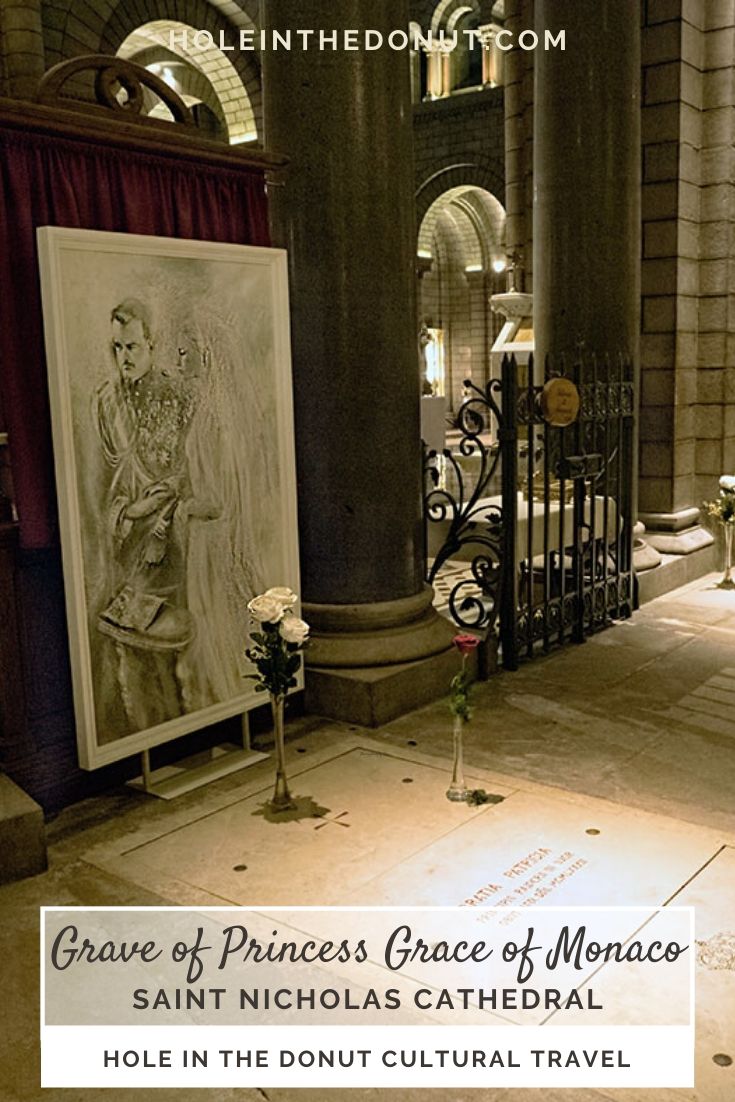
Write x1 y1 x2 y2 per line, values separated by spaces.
541 377 580 427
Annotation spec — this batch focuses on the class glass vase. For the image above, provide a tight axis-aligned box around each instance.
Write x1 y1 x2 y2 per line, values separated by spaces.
446 714 468 802
722 523 735 588
270 694 294 809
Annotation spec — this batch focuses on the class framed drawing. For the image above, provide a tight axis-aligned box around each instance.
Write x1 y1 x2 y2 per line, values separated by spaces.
37 228 301 769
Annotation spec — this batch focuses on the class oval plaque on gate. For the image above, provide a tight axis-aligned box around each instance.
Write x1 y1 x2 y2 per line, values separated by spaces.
541 377 580 427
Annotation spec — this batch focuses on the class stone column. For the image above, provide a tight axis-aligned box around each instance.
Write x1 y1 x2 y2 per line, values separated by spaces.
532 2 664 575
0 0 45 99
636 5 715 577
425 44 449 99
533 0 640 366
263 0 455 726
479 25 503 88
503 0 534 294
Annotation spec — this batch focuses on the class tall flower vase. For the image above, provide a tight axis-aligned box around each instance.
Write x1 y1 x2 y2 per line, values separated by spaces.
721 523 735 588
446 714 468 802
270 694 294 809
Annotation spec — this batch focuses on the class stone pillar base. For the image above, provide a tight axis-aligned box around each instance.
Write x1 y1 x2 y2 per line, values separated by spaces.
303 586 456 669
637 541 718 605
0 774 47 884
303 586 488 725
638 509 714 556
305 643 488 727
633 521 662 573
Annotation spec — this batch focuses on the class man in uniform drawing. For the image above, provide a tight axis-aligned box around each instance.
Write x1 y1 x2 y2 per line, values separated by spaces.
93 298 199 732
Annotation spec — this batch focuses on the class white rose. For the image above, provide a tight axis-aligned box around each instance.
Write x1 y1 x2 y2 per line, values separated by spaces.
264 586 298 608
247 595 284 623
279 616 310 646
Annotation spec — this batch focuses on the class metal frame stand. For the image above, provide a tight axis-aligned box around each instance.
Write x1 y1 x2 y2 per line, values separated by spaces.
129 713 268 800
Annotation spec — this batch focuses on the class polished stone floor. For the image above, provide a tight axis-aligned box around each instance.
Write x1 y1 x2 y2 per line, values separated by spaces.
2 573 735 1101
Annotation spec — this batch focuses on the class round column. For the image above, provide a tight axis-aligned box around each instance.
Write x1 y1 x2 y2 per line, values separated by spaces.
263 1 453 676
533 1 640 364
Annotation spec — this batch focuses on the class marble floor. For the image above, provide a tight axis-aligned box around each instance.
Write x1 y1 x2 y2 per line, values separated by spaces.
2 572 735 1101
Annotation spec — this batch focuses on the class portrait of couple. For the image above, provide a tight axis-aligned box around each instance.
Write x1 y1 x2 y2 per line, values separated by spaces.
38 229 299 768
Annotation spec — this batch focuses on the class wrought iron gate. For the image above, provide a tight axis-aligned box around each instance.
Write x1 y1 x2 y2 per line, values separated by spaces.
424 351 635 669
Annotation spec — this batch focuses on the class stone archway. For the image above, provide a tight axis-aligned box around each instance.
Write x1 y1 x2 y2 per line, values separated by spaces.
417 180 506 409
117 20 257 143
416 160 505 228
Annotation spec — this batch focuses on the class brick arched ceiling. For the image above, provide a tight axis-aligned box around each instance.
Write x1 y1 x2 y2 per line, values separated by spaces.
117 19 257 143
419 185 506 270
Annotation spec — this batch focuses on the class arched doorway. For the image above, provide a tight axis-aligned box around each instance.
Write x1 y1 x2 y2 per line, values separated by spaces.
417 184 507 410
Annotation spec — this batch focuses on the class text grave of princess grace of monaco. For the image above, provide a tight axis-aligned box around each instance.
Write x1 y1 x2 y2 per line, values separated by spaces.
42 905 693 1090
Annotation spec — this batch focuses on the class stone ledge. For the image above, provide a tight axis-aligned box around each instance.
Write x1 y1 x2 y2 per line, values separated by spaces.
0 773 47 884
637 541 718 605
647 524 714 556
639 508 701 533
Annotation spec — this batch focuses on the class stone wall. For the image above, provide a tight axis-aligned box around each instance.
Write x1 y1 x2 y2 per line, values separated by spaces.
640 0 735 522
414 87 505 221
0 0 45 98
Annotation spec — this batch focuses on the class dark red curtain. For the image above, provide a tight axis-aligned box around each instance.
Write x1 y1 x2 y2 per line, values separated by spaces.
0 127 270 549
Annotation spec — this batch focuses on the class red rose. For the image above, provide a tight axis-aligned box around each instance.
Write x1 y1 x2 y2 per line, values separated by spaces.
453 633 480 655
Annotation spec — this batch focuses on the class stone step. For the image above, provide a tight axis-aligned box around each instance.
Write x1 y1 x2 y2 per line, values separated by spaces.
0 773 47 883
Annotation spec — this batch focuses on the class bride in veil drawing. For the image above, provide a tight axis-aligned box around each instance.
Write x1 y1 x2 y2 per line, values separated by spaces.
176 306 270 712
93 283 269 734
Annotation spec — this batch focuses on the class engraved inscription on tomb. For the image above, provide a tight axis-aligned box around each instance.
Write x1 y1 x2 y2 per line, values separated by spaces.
462 848 589 923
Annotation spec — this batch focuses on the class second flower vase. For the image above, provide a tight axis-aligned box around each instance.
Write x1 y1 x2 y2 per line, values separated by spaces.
721 523 734 588
446 714 468 802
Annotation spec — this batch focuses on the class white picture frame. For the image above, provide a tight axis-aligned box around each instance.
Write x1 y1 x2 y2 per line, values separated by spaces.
37 227 301 769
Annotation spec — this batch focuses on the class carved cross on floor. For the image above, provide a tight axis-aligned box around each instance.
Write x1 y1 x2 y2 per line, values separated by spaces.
313 810 351 831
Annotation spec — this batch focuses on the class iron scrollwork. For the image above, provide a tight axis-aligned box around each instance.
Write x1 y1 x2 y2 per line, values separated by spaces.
424 349 635 665
424 378 505 632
